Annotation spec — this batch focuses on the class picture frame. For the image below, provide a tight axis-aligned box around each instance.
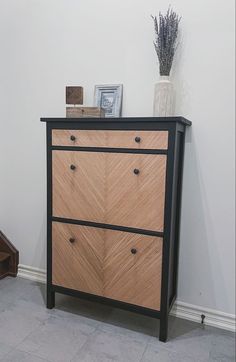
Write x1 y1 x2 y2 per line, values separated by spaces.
94 84 123 118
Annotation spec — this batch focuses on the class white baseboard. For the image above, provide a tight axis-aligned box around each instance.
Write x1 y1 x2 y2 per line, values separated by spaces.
18 264 46 284
18 264 236 333
170 301 235 333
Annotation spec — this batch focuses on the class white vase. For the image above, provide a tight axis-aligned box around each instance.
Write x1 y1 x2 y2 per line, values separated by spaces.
153 76 175 117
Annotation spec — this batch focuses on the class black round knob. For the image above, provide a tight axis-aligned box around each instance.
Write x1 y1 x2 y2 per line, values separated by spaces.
69 238 75 243
131 248 137 254
70 135 76 141
70 164 76 170
135 136 141 143
133 168 140 175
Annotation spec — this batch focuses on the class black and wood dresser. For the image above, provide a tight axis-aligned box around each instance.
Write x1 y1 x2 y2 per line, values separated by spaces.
41 117 191 342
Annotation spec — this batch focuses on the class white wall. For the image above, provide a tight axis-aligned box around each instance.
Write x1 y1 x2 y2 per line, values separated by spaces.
0 0 235 316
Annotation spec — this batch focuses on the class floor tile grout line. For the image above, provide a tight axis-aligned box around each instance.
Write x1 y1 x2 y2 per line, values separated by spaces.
20 350 52 362
69 328 99 362
13 315 97 362
146 341 200 361
0 344 51 362
10 314 54 360
0 344 17 362
13 315 52 349
16 349 52 362
139 342 149 362
146 332 221 361
0 349 13 362
146 336 197 357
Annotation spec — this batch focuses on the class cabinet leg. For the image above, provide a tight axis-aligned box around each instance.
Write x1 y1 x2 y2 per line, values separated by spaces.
159 314 168 342
47 288 55 309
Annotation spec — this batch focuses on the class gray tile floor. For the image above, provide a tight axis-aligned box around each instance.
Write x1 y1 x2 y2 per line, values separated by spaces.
0 277 235 362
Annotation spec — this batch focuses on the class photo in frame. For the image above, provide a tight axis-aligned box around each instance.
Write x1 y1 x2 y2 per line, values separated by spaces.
94 84 123 118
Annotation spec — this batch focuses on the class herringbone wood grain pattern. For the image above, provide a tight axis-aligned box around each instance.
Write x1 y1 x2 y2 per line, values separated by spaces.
52 222 162 310
53 151 166 232
52 151 106 223
104 230 163 310
106 153 166 231
52 222 104 295
52 130 168 149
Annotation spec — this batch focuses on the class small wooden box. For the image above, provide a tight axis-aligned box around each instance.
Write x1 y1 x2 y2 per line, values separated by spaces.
66 107 105 118
66 87 83 105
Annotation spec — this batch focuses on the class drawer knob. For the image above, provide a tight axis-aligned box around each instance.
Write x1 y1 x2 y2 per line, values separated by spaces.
70 135 76 141
70 164 76 170
131 248 137 254
135 136 141 143
133 168 140 175
69 238 75 243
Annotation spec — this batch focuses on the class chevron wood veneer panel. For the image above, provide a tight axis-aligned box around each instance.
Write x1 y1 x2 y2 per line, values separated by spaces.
52 222 162 310
52 222 105 295
106 153 167 231
52 151 106 223
106 131 168 150
104 230 163 310
52 151 167 232
52 130 168 149
52 130 107 148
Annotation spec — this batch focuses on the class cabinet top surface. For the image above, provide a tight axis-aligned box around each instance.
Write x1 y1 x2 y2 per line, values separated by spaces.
41 116 192 126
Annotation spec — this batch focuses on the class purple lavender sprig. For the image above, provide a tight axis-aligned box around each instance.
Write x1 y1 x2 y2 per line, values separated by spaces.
152 8 181 76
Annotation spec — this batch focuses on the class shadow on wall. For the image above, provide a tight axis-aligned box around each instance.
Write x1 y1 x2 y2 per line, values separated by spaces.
178 127 228 311
32 214 47 273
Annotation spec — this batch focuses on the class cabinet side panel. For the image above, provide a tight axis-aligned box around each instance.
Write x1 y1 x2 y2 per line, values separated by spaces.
168 131 185 306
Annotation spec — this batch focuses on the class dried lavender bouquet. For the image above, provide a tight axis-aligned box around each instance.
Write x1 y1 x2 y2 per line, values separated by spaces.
152 8 181 76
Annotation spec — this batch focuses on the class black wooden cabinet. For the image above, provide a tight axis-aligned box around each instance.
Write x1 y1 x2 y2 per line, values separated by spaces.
41 116 191 342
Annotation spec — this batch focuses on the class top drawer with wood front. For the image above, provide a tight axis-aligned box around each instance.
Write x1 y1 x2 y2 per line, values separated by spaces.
52 130 168 150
